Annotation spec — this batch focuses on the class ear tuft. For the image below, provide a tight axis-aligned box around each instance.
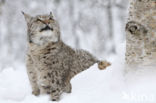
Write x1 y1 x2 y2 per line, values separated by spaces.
50 12 53 18
21 11 24 15
22 12 32 23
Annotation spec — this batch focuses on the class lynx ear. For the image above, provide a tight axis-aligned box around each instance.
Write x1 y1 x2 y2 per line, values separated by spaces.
22 11 32 23
50 12 53 18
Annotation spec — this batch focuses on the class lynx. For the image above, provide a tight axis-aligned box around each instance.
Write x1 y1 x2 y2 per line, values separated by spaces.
23 12 111 101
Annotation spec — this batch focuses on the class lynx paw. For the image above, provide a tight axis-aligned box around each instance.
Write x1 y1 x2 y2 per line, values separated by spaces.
98 61 111 70
50 94 60 101
32 89 40 96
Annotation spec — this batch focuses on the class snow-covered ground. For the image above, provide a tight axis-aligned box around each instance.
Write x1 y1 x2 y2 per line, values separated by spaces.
0 44 156 103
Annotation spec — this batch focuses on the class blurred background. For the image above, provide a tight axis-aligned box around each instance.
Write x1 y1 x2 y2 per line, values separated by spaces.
0 0 128 69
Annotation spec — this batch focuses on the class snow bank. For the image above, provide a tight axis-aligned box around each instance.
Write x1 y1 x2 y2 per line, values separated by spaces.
0 43 156 103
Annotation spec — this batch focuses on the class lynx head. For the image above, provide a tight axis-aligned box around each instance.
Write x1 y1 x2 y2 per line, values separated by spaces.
23 12 60 46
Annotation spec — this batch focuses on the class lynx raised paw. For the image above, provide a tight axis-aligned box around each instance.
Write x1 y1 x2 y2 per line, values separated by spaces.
98 61 111 70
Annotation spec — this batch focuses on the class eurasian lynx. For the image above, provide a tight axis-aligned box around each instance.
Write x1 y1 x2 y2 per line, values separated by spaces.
23 12 111 101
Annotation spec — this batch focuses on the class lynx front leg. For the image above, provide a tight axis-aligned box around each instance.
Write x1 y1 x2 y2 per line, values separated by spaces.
50 86 63 101
38 74 51 95
26 55 40 96
50 76 65 101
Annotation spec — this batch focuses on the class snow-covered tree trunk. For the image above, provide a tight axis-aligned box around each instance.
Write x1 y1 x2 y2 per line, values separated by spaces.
0 0 4 14
125 0 156 67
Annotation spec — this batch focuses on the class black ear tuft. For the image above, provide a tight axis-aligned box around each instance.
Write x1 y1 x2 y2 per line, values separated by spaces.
50 12 53 15
21 11 25 15
50 12 53 18
22 12 32 23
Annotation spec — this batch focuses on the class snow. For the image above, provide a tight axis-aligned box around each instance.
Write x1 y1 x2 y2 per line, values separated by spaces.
0 44 156 103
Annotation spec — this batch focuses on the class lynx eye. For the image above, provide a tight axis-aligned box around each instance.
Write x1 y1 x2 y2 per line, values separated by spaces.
36 18 42 22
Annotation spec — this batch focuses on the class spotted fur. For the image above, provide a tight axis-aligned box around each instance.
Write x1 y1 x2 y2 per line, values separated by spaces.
23 12 111 101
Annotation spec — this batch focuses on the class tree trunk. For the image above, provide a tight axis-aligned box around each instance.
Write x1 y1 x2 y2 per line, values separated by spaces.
68 0 80 48
125 0 156 67
106 0 116 53
0 0 4 15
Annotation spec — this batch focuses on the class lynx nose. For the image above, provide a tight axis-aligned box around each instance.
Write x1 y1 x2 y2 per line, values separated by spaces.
43 20 50 24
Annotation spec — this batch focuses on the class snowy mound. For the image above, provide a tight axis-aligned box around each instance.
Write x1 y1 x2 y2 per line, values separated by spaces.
0 44 156 103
